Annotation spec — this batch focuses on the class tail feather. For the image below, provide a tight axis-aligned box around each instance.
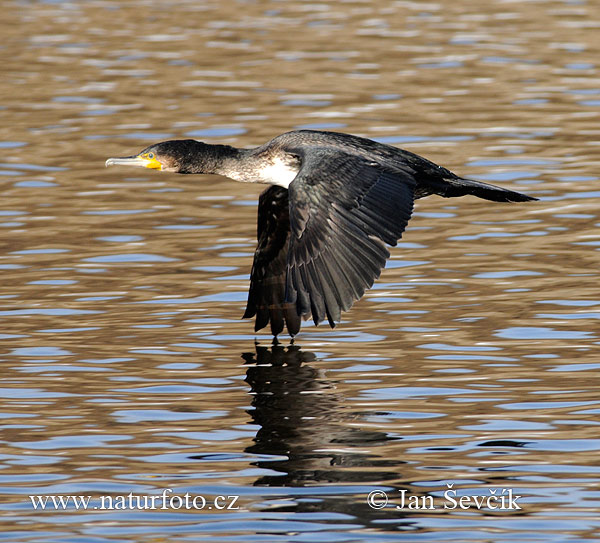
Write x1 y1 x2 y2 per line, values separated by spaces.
440 176 538 203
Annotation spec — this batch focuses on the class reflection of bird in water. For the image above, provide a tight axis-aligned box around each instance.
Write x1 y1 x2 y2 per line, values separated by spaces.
106 129 537 336
241 341 403 487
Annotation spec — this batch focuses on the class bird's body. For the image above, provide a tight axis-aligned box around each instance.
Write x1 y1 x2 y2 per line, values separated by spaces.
106 129 537 336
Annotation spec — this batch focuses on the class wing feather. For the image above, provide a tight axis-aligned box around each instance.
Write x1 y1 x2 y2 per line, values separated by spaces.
244 149 416 334
286 151 415 327
243 186 300 336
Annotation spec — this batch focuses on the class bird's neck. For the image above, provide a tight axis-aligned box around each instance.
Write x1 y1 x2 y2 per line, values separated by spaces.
184 142 299 187
215 148 300 187
173 142 243 175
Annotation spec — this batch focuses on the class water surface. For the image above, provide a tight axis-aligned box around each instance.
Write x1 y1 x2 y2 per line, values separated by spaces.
1 0 599 541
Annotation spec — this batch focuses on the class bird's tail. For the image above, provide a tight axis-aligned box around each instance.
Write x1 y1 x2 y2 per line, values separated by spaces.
435 176 537 203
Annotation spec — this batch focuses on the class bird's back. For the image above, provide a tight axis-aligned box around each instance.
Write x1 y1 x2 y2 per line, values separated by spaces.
263 129 452 177
265 130 535 203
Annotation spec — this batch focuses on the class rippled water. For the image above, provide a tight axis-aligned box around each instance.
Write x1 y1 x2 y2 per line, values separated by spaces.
1 0 599 541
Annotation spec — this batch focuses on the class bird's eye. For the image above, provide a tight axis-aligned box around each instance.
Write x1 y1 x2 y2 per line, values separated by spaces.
147 152 155 159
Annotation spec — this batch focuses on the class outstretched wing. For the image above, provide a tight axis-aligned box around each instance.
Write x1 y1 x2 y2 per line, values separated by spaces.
243 185 301 336
286 150 415 327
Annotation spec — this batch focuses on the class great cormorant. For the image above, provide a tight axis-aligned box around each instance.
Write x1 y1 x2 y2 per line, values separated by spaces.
106 129 537 336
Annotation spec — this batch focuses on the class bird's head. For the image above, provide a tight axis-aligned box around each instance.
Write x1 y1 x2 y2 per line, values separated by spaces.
106 139 218 174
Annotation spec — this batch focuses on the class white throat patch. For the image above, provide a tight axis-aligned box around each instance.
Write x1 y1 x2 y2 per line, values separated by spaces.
259 157 299 188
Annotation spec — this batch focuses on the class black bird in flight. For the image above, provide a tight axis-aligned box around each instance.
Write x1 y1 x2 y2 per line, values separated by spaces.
106 129 536 336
